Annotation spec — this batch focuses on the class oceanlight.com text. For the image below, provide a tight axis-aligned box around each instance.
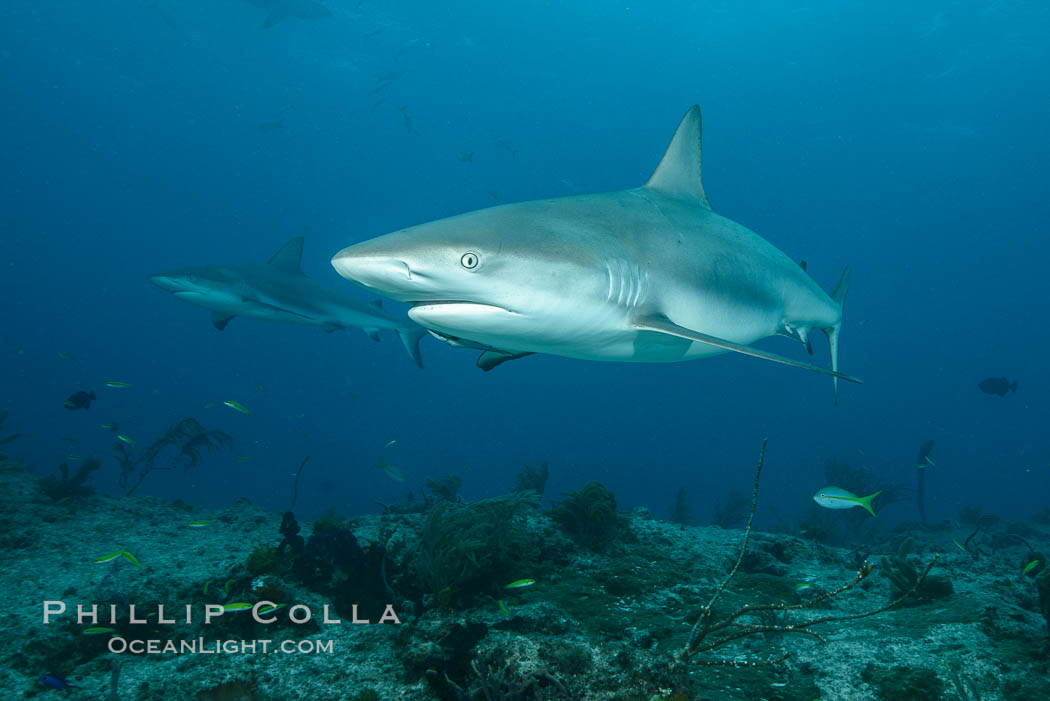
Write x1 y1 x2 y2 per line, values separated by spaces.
107 638 334 655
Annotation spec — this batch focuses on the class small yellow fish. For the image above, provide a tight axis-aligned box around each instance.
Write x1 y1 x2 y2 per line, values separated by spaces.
100 423 119 431
504 579 535 589
94 549 141 568
384 439 397 448
223 602 253 612
236 456 252 463
83 627 116 635
1022 559 1041 576
257 603 286 616
105 381 132 388
795 582 813 591
188 520 218 528
223 400 250 415
497 599 511 615
116 434 135 446
203 580 212 595
952 539 967 552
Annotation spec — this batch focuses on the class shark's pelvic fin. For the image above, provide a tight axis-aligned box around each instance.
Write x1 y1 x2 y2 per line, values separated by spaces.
644 105 711 208
476 350 533 371
364 327 381 342
399 328 427 370
268 237 305 273
212 312 234 331
631 312 861 385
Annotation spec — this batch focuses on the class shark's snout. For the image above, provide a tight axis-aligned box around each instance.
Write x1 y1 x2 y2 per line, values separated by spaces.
331 247 417 298
149 274 182 293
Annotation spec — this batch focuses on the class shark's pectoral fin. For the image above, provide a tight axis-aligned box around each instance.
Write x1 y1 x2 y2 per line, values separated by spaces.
476 350 533 372
364 327 381 342
247 297 315 321
630 312 861 385
212 312 234 331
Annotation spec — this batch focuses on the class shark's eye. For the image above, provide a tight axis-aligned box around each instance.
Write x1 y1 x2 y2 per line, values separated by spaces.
460 252 479 269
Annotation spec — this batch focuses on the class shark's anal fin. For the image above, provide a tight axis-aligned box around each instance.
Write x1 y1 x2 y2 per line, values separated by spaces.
267 237 305 274
477 350 533 372
212 312 234 331
631 312 861 385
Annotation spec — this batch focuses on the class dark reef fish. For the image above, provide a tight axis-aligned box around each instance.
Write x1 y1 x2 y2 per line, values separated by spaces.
63 390 96 410
978 377 1017 397
39 673 75 691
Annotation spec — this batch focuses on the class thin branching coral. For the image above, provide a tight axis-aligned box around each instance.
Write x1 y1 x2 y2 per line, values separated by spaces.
115 418 231 495
678 440 937 667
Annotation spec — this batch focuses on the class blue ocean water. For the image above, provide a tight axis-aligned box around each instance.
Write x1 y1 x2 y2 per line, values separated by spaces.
1 0 1047 528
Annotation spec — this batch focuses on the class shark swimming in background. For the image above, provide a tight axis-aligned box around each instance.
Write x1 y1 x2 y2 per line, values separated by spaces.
151 237 426 368
331 106 860 398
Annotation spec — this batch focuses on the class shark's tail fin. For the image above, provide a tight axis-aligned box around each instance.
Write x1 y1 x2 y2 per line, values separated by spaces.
398 328 426 369
825 265 851 405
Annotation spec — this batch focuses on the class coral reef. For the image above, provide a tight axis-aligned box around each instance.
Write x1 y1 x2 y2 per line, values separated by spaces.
861 663 944 701
424 474 462 503
880 538 953 605
552 481 622 551
40 457 102 501
1 452 1049 700
512 461 549 498
415 492 540 600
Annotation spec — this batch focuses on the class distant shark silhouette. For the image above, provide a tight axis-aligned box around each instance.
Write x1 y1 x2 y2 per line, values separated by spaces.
332 106 859 399
152 238 425 368
247 0 331 29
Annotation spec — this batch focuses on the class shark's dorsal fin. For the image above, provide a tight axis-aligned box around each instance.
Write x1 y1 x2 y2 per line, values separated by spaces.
644 105 710 208
268 237 304 273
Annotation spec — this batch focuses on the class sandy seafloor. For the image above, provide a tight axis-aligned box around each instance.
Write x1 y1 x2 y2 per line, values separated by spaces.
2 456 1048 701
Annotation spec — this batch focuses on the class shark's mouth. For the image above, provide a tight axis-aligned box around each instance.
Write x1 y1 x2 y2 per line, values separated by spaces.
409 300 518 315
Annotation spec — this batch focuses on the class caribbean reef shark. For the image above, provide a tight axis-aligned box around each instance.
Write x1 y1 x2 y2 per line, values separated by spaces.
330 106 859 398
151 237 425 368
